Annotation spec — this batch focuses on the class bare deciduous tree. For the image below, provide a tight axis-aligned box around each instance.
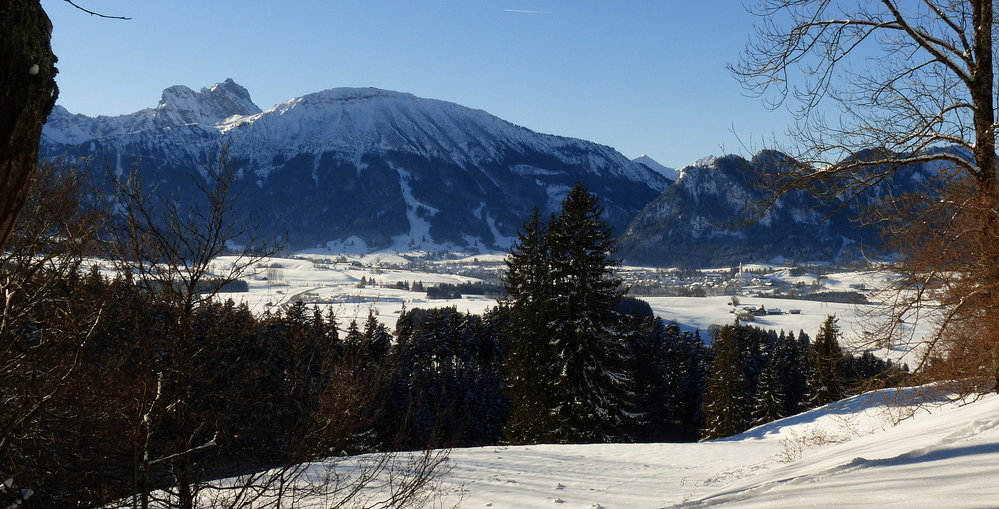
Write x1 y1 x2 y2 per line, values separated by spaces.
733 0 999 393
108 145 275 509
0 161 107 506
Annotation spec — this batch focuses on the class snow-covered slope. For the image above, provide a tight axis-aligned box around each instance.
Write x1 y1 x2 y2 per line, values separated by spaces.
633 154 679 181
199 385 999 507
219 88 667 190
42 81 669 252
425 387 999 507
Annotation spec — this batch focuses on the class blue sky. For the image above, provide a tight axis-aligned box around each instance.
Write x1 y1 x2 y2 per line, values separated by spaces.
42 1 794 169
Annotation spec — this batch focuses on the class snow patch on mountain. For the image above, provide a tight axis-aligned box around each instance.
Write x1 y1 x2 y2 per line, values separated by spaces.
394 167 436 250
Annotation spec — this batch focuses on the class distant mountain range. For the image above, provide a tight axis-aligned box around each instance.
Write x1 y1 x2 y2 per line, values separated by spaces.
616 150 949 267
41 79 945 266
42 79 669 254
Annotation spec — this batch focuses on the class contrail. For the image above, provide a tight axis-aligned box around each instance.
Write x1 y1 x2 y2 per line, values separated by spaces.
503 9 552 14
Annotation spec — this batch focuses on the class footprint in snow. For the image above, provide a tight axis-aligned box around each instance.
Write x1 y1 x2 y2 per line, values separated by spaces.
555 483 566 490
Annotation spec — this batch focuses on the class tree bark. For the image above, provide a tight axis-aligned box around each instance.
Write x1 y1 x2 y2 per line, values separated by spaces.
970 0 996 193
0 0 58 250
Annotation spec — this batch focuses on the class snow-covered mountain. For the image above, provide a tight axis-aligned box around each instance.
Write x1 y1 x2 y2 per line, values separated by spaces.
632 154 678 181
43 78 261 146
616 150 943 267
42 80 670 253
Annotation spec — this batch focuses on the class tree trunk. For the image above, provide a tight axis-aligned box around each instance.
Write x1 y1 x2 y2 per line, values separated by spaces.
971 0 996 193
0 0 58 250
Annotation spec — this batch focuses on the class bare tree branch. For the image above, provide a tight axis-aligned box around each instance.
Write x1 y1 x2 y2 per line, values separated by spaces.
63 0 131 20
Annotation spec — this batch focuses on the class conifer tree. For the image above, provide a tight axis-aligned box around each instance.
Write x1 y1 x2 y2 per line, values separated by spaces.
503 183 635 444
624 315 664 441
362 310 391 361
701 325 750 440
546 182 633 443
807 315 845 408
503 209 558 443
345 319 363 347
776 330 809 415
751 353 786 426
662 323 710 440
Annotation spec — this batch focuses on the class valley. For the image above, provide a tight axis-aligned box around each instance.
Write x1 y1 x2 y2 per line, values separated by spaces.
205 252 929 370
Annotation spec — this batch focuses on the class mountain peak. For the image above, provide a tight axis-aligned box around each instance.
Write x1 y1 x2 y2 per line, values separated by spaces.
154 78 261 127
632 154 678 181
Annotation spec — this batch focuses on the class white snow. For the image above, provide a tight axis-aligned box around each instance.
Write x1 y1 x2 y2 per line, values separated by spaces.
633 154 680 181
219 259 926 359
418 388 999 508
214 255 497 328
392 167 437 251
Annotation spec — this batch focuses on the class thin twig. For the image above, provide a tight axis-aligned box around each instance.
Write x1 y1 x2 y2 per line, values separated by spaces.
63 0 131 20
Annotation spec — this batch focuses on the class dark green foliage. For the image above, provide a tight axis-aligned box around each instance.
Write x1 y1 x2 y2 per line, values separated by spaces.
10 273 396 507
503 209 560 443
774 330 810 416
363 310 392 361
841 351 909 390
391 306 508 448
627 318 709 442
701 325 751 440
662 326 710 440
426 282 505 300
751 352 787 426
426 283 463 299
807 315 845 408
503 183 636 444
616 296 655 319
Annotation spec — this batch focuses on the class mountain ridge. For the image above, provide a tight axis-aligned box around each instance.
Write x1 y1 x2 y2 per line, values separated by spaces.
617 149 948 267
42 80 670 253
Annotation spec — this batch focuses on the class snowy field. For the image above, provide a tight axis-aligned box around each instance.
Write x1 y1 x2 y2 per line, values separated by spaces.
213 254 499 327
426 388 999 508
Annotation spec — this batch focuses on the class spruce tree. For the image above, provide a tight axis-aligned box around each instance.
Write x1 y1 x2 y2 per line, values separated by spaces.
546 182 634 443
362 310 391 361
776 330 809 415
625 315 664 441
807 315 845 408
503 208 559 443
751 352 786 426
701 325 750 440
662 322 710 440
503 183 635 444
